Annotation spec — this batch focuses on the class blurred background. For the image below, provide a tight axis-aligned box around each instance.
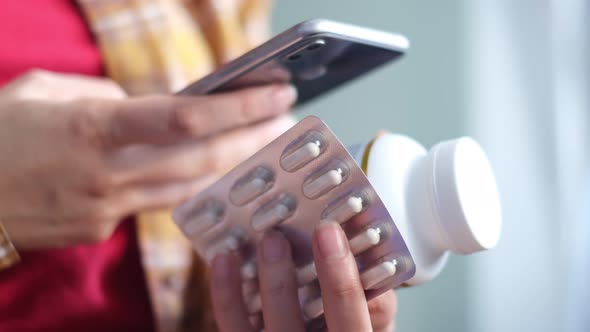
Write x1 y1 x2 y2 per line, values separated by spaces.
272 0 589 331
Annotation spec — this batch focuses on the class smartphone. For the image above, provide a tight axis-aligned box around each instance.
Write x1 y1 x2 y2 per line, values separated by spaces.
176 19 408 106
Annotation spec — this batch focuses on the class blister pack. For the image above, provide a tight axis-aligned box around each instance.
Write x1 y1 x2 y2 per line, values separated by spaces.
173 116 416 329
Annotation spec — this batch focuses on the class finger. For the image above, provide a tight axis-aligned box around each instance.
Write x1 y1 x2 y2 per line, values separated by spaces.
107 115 295 187
210 254 255 332
367 291 397 332
101 84 296 148
312 222 372 332
257 231 305 332
197 115 294 174
107 142 209 186
107 178 209 215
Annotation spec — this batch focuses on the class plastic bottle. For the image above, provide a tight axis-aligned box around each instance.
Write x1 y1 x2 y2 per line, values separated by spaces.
348 133 502 285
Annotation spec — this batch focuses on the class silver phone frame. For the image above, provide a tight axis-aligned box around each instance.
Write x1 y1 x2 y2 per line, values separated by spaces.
176 19 409 95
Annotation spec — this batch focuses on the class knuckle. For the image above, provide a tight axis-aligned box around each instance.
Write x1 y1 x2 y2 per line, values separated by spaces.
86 171 115 197
368 294 394 317
368 293 397 331
172 102 204 137
67 102 110 149
79 207 119 243
82 223 114 243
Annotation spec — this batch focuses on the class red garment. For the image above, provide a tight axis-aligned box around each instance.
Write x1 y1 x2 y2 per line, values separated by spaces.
0 2 155 332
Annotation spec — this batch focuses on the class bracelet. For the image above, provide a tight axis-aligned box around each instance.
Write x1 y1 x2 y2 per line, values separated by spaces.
0 222 20 270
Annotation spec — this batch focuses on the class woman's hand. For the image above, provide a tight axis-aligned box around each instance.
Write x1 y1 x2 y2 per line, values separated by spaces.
209 222 397 332
0 70 296 249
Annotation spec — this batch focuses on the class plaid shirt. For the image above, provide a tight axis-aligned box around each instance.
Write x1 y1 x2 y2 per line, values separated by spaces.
76 1 272 331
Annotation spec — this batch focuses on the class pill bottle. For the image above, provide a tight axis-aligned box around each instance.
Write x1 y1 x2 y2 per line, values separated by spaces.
348 133 502 285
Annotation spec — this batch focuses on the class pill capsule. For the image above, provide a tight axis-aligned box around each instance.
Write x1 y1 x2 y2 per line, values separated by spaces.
241 260 257 280
296 228 380 286
251 195 296 232
303 168 344 198
322 196 363 223
303 297 324 320
349 227 381 255
360 259 398 290
183 203 224 236
204 234 241 261
281 140 322 171
229 167 274 206
296 262 317 286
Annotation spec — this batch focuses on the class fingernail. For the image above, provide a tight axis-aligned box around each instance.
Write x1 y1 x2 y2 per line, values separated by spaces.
272 85 297 109
315 222 347 258
261 231 287 263
212 253 233 282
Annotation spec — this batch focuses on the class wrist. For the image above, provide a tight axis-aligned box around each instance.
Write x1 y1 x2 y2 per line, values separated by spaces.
0 221 20 270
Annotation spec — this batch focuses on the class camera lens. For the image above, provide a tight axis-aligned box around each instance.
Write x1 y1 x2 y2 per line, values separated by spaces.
306 43 323 51
287 53 302 62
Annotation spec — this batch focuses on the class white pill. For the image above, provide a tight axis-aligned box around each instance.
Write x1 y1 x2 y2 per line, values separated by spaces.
246 293 262 313
204 234 240 261
204 245 228 262
281 140 322 171
303 168 344 198
296 262 317 286
241 260 257 280
322 196 363 223
303 297 324 320
360 260 398 290
349 227 381 255
230 176 269 205
252 202 292 232
183 206 222 236
295 228 380 286
223 235 240 250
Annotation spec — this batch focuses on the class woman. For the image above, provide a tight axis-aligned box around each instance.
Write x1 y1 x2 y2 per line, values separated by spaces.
0 1 397 331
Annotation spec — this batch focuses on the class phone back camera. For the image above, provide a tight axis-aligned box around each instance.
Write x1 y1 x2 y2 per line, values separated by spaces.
284 39 325 62
287 53 303 62
306 40 325 51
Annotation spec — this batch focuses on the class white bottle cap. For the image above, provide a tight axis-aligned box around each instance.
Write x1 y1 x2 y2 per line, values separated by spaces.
428 137 502 254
